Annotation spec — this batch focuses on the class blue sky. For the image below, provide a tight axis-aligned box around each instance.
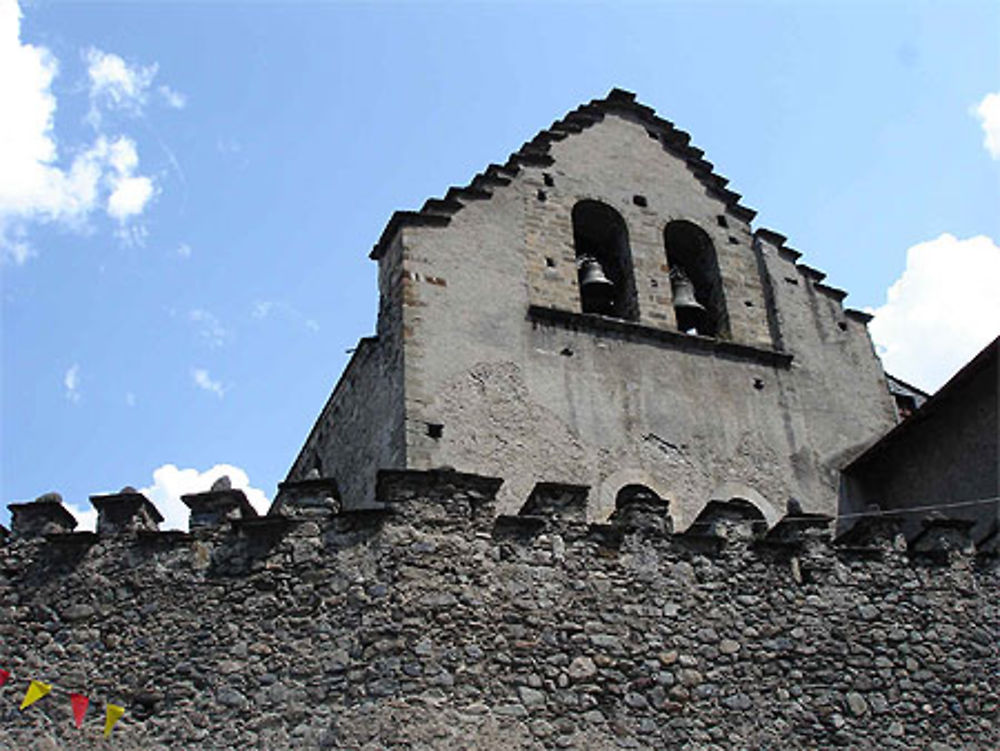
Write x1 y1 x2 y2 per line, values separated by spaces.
2 0 998 529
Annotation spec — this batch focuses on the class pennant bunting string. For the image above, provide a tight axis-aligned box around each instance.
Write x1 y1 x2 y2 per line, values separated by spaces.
70 693 90 729
1 666 124 737
20 680 52 710
104 703 125 737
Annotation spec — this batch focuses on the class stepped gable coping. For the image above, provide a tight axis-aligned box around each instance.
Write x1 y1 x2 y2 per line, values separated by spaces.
752 228 877 316
846 335 999 473
528 305 793 369
8 495 78 537
844 309 873 323
814 282 847 302
796 263 826 282
369 87 759 261
90 489 164 529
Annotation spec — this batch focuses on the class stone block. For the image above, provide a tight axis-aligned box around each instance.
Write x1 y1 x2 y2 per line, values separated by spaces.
90 488 163 534
8 493 77 538
182 488 258 530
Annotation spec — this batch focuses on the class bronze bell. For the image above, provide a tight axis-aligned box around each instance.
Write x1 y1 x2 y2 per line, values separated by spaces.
578 257 615 314
670 266 706 332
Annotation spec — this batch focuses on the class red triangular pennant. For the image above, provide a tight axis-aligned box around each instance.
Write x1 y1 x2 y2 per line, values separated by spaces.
0 668 9 687
70 693 90 729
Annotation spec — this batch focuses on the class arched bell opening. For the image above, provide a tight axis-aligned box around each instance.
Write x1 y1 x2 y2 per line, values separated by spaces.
664 220 728 337
572 200 638 321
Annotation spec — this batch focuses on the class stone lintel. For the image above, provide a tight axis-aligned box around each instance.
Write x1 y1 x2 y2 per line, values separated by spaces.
90 491 163 534
9 496 78 538
518 482 589 523
181 489 258 530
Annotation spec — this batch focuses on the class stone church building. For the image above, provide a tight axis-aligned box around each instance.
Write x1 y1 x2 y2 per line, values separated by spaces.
1 89 995 750
290 87 897 530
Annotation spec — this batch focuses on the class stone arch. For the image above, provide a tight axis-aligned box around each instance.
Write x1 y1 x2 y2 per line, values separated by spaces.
593 467 672 522
572 200 638 321
703 481 780 528
664 219 728 337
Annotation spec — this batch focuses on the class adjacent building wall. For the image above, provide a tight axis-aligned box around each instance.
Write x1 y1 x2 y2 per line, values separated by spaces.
841 338 999 541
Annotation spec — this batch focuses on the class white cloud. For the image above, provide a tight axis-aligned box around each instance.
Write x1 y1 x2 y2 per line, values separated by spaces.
253 299 320 332
107 174 154 221
84 46 157 125
63 461 268 532
159 84 186 110
973 92 1000 159
189 308 229 347
141 463 268 530
65 503 98 532
869 233 1000 392
191 367 225 398
0 2 170 261
176 242 192 258
64 363 80 402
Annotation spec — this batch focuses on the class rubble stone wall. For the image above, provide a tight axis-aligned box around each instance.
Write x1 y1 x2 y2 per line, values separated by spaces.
1 472 996 751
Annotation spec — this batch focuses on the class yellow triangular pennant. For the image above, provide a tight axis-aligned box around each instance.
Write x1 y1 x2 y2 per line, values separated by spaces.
104 703 125 737
20 680 52 710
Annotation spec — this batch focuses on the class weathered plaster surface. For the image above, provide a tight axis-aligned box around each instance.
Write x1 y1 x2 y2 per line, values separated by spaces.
294 107 897 523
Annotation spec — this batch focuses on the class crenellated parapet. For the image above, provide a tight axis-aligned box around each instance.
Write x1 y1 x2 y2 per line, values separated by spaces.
5 470 995 566
0 469 996 750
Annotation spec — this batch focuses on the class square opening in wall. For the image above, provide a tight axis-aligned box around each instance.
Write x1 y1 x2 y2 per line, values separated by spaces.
426 423 443 439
